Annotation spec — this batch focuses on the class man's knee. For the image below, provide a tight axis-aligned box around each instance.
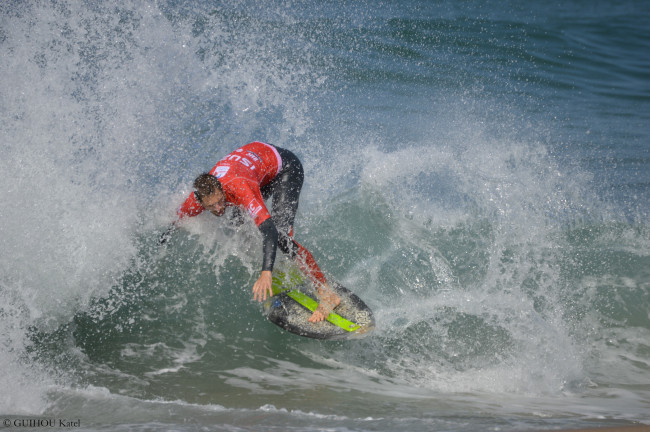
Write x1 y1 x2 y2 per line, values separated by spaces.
278 232 297 258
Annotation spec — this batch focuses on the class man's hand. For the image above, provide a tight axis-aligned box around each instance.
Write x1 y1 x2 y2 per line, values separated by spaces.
159 223 177 246
308 283 341 323
252 270 274 302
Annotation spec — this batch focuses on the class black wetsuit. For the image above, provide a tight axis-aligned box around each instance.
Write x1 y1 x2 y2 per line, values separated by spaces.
257 146 305 271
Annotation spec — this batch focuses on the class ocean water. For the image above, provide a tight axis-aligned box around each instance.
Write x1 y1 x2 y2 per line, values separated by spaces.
1 0 649 431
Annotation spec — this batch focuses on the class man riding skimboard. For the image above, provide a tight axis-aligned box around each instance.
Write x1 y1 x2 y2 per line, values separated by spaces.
162 142 340 322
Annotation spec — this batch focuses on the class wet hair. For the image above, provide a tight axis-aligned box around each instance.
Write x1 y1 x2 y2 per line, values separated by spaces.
193 173 223 204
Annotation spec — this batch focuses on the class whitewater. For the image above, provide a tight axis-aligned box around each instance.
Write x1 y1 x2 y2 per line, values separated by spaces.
1 1 649 431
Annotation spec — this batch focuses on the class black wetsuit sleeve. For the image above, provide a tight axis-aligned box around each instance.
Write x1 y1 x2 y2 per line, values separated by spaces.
258 218 278 272
227 206 246 227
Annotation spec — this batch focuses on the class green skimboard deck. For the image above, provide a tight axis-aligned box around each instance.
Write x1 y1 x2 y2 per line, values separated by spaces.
263 264 375 340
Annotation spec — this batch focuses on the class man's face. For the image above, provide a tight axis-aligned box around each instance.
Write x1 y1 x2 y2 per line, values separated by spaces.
201 191 226 216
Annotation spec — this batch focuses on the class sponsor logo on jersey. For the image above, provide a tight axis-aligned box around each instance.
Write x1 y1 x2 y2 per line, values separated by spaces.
214 166 230 178
225 153 257 170
247 201 263 218
245 150 262 163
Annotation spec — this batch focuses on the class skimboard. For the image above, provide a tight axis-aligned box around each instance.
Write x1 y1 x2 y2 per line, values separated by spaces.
263 264 375 340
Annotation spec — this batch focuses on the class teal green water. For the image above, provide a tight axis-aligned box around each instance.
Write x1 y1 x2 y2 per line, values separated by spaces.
1 1 649 430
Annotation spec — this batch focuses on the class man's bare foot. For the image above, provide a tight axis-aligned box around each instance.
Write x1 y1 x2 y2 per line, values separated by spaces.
308 285 341 323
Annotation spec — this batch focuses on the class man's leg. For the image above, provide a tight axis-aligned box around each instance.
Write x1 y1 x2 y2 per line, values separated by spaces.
265 148 322 284
265 147 340 321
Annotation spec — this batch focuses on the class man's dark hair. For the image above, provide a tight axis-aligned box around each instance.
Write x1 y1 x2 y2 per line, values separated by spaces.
193 173 222 203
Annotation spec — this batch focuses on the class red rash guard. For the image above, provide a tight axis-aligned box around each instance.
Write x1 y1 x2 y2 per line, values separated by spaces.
178 141 282 225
